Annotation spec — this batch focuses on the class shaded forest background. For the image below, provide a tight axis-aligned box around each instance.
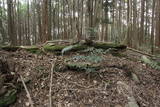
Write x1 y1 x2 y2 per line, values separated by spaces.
0 0 160 54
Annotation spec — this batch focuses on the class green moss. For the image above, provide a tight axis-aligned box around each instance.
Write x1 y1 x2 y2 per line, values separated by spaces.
27 49 41 54
19 46 42 54
22 46 38 50
69 44 88 52
43 45 66 52
91 42 127 50
0 89 17 107
0 45 42 54
141 56 160 70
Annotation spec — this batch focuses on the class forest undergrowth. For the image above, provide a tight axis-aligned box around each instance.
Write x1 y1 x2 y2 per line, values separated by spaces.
0 43 160 107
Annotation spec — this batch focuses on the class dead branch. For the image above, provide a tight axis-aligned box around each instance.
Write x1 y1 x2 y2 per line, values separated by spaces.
127 47 160 58
49 61 56 107
20 75 34 107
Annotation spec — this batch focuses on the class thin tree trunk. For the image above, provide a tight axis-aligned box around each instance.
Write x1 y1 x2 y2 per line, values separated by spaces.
7 0 16 46
155 0 160 47
42 0 49 43
140 0 145 46
48 0 52 40
151 0 155 53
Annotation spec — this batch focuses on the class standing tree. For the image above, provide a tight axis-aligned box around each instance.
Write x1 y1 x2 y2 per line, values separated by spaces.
151 0 155 53
140 0 145 46
155 0 160 47
42 0 49 43
7 0 17 45
0 0 7 44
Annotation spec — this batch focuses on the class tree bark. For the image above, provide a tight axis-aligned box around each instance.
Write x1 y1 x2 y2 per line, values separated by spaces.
42 0 49 43
7 0 17 46
140 0 145 46
155 0 160 47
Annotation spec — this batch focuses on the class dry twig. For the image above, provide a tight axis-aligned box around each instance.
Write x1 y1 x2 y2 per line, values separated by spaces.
127 47 160 58
20 75 34 107
49 62 56 107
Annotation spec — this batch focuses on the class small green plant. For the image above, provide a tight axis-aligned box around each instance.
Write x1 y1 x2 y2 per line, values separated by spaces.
141 56 160 70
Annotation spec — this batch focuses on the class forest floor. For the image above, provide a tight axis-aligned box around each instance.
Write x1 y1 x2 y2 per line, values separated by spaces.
0 47 160 107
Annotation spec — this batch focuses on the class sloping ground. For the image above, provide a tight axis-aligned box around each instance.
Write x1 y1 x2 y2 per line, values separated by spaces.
0 49 160 107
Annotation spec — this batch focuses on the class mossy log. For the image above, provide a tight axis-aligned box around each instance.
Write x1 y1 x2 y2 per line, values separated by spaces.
44 42 126 53
0 46 43 54
43 45 66 52
0 46 20 51
90 42 127 50
21 46 41 53
0 41 127 54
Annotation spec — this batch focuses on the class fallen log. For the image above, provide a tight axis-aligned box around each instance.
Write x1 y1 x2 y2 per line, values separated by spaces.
90 42 127 50
44 41 127 54
0 41 127 54
127 47 160 58
0 46 20 51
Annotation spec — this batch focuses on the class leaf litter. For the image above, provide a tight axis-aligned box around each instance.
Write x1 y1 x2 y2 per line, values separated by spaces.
0 48 160 107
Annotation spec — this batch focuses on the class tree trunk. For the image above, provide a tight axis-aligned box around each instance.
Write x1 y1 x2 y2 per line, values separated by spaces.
48 0 52 40
7 0 17 46
140 0 145 46
151 0 155 53
155 0 160 47
42 0 49 43
0 1 7 44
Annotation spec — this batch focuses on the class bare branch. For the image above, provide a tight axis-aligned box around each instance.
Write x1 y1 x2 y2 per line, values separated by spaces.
49 61 56 107
20 75 34 107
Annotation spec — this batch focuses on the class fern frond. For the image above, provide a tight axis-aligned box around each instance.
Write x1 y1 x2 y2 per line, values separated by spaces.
141 55 160 70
